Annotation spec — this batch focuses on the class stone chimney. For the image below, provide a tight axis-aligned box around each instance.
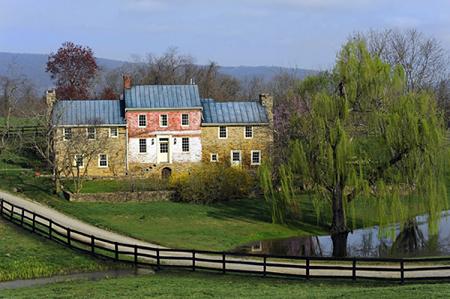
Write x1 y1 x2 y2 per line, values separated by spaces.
46 89 57 108
259 93 273 127
123 74 132 89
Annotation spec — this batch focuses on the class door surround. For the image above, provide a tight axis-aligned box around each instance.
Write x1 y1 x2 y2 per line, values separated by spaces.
156 135 172 164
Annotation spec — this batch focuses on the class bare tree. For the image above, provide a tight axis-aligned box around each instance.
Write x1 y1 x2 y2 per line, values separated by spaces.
353 28 450 123
267 70 302 104
101 48 242 101
31 93 62 193
58 125 108 193
238 76 266 99
360 28 448 91
0 66 40 156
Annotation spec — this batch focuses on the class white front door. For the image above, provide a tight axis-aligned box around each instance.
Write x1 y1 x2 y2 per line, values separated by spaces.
157 137 170 163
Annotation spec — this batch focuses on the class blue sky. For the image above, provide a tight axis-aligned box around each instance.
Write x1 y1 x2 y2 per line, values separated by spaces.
0 0 449 69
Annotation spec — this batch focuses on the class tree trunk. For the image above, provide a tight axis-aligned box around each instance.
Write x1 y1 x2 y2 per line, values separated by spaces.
53 166 62 194
331 232 349 257
54 175 61 194
330 185 349 257
331 185 348 234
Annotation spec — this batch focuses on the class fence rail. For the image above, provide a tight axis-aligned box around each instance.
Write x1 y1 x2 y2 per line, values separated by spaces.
1 198 450 283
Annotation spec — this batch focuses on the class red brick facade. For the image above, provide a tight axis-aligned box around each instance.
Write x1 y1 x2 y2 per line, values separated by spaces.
126 110 202 138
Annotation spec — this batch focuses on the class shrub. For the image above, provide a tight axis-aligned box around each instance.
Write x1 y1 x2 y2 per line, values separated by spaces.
170 164 254 203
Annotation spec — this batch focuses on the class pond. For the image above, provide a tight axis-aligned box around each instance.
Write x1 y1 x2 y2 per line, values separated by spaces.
231 210 450 258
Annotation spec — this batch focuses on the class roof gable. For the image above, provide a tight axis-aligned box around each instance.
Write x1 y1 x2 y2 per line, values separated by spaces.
124 85 202 110
201 99 268 125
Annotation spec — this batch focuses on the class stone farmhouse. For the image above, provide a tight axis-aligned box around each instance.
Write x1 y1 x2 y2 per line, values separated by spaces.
51 77 273 178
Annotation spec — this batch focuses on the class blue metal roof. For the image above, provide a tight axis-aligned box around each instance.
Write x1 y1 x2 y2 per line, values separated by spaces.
124 85 202 109
52 100 126 126
201 99 269 125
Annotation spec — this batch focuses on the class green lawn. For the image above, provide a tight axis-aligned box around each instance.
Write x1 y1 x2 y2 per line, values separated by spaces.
0 168 449 251
63 177 168 194
0 219 124 282
0 116 42 127
1 271 450 298
0 170 328 250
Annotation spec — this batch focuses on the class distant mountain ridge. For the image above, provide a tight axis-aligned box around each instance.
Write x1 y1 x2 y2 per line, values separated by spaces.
0 52 317 93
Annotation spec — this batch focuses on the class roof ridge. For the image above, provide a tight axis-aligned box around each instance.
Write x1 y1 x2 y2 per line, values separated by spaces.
57 99 121 102
131 84 198 87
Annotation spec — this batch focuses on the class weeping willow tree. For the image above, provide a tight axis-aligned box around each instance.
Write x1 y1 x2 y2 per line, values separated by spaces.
261 41 447 255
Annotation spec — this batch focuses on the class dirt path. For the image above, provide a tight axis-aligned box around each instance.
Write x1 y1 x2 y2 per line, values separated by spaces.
0 190 164 249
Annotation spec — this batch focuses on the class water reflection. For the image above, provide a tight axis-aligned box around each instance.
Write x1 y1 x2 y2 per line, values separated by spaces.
232 210 450 258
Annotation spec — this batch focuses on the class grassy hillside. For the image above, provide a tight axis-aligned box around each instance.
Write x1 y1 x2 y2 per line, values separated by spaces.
0 220 123 282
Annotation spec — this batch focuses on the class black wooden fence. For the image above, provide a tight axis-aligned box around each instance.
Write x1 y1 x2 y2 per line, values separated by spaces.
1 198 450 283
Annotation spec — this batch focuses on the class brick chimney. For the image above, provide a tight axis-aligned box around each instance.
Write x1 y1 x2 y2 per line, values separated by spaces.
123 74 132 89
259 93 273 127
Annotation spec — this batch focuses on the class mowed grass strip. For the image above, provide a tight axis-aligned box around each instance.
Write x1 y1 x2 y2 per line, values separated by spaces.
0 219 123 282
2 271 450 299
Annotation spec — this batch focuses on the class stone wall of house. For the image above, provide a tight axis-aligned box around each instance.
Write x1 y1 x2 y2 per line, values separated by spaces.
66 190 175 202
127 161 201 177
55 126 127 177
201 125 273 168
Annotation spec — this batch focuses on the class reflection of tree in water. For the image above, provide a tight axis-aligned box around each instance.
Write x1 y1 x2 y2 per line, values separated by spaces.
391 219 426 256
269 236 322 256
241 236 324 257
235 214 445 258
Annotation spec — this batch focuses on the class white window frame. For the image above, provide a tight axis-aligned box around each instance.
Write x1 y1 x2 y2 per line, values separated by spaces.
160 114 168 127
86 127 96 140
230 150 241 165
63 128 72 141
181 137 190 152
181 113 189 126
98 154 108 168
218 126 228 139
210 153 218 162
109 127 118 138
251 150 261 165
244 126 253 139
138 114 147 128
74 154 84 168
139 138 147 153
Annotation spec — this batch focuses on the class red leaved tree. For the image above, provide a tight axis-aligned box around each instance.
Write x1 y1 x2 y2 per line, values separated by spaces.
99 87 119 100
46 42 98 100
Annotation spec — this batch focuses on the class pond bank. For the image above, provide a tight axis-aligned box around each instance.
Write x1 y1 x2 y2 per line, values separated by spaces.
232 210 450 258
